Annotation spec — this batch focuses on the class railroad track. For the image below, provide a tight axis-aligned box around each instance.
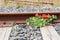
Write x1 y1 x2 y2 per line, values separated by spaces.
0 25 60 40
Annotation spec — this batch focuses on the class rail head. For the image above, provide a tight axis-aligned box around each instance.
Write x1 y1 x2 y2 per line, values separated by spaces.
0 12 60 15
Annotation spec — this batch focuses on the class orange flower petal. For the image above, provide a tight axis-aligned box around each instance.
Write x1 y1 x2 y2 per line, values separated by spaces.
35 13 39 17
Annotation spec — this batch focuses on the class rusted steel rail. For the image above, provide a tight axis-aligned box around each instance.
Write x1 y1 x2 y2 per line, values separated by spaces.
0 12 60 27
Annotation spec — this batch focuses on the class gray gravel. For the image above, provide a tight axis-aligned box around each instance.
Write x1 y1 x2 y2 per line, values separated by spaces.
8 23 60 40
53 23 60 35
0 6 60 12
9 24 43 40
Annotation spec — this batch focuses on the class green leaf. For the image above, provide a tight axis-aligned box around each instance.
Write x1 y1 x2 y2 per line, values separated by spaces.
26 15 57 28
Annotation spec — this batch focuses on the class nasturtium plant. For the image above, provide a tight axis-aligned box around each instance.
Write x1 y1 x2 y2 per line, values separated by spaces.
26 15 57 27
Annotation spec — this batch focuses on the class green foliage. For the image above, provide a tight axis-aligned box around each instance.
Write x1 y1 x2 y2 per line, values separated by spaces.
26 15 57 27
47 15 57 23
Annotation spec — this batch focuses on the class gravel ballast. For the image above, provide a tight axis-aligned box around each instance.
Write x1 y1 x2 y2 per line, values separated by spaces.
0 6 60 12
9 23 60 40
9 24 43 40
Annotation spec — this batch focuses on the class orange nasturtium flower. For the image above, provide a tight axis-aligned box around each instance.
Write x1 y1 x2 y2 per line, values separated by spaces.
47 14 50 18
35 13 39 17
42 14 47 18
42 14 50 18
